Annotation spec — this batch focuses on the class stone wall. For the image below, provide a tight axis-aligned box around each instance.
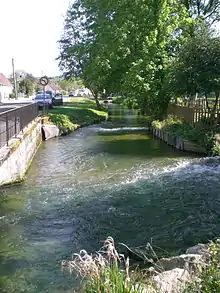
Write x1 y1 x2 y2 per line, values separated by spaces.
0 120 42 186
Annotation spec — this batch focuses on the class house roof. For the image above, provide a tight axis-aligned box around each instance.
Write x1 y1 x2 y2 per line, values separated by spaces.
45 83 61 91
50 84 61 91
0 73 12 87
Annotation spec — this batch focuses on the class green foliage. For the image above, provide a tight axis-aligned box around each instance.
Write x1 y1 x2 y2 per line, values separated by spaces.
58 0 198 116
151 115 220 155
184 239 220 293
180 0 220 24
65 97 97 109
58 0 219 118
19 77 34 96
49 114 77 133
62 237 150 293
83 264 146 293
58 78 84 92
9 92 16 99
48 98 107 128
170 33 220 121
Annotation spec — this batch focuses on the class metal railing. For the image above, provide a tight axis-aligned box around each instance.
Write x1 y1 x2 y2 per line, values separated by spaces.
0 103 39 148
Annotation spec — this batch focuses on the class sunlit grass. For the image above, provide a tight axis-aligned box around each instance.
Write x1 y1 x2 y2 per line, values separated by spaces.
48 98 107 126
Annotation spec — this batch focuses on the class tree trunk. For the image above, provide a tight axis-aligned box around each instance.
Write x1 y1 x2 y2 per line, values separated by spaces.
89 88 102 110
205 94 211 114
94 95 101 110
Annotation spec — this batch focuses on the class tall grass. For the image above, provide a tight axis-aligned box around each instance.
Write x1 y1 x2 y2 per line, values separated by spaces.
62 237 154 293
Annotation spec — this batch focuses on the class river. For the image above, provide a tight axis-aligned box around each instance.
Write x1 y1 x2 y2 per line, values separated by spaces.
0 106 220 293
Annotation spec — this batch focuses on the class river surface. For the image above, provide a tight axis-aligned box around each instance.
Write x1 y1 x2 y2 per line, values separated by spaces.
0 106 220 293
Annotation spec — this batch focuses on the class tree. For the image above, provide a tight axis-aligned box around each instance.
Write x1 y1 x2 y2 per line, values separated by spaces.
59 0 189 113
180 0 220 24
171 34 220 120
18 77 35 96
58 78 84 92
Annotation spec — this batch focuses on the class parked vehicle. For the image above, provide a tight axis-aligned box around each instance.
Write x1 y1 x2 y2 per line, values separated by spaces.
53 93 63 106
34 94 53 109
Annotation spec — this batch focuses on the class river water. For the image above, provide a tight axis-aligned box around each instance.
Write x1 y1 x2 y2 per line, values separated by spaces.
0 106 220 293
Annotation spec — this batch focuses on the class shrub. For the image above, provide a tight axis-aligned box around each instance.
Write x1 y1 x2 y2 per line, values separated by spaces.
49 114 77 133
151 115 220 155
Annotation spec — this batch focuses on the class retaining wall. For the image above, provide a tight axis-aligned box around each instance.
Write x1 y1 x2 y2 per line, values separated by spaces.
0 120 42 186
151 126 206 154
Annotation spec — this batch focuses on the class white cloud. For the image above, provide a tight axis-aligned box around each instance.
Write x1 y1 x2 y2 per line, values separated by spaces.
0 0 70 77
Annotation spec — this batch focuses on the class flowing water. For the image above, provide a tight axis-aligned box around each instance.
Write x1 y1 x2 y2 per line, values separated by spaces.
0 106 220 293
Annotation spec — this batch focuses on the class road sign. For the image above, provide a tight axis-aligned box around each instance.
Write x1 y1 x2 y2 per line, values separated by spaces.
39 76 49 86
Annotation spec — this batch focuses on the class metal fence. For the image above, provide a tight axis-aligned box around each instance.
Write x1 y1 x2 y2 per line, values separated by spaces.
0 103 39 148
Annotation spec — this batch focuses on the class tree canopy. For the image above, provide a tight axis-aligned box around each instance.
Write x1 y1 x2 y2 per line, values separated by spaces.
58 0 220 116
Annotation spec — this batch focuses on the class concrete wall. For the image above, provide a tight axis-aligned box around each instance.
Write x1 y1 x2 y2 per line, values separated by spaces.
0 121 42 186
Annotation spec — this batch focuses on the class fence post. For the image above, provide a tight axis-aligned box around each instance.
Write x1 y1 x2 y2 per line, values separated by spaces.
14 111 17 137
5 112 9 146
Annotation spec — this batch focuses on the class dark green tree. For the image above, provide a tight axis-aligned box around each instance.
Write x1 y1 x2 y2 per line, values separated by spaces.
19 77 34 96
171 34 220 120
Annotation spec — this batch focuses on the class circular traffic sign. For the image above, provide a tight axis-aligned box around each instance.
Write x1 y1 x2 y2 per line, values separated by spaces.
39 76 49 86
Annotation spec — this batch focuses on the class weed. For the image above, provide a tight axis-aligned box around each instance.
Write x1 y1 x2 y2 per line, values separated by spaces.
62 237 155 293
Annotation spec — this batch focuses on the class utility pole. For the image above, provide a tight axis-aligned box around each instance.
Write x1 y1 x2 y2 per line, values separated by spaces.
12 58 18 99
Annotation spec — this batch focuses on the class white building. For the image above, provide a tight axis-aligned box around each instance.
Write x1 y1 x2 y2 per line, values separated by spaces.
0 73 13 102
73 88 92 97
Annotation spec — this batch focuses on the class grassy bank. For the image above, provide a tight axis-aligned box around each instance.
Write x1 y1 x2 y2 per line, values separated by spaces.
48 98 108 133
151 115 220 156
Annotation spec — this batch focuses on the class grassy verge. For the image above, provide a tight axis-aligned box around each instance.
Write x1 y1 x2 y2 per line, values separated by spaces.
151 115 220 156
48 98 108 133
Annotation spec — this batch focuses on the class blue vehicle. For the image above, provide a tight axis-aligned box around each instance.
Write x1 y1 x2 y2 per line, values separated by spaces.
34 93 53 109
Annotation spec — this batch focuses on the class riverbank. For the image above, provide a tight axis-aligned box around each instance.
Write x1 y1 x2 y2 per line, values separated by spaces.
0 118 42 186
151 115 220 156
47 98 108 135
63 237 220 293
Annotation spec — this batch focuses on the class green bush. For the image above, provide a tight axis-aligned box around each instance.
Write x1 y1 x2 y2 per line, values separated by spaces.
9 92 16 99
151 115 220 155
49 114 77 132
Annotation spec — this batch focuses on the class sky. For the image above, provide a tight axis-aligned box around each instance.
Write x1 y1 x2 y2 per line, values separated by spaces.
0 0 71 78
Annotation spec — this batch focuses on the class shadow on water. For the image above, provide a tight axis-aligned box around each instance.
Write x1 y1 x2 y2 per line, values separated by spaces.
95 131 190 158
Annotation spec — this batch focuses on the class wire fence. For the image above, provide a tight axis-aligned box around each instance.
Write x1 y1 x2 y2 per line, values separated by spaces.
0 103 39 148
